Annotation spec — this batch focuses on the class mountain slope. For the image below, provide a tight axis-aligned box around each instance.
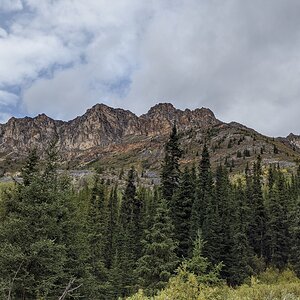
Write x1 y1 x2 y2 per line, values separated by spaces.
0 103 299 174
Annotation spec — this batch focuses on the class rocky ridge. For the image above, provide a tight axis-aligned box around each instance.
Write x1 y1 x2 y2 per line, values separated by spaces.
0 103 299 173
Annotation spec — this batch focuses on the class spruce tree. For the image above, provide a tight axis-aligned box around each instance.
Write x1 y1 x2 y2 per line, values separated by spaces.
190 143 213 240
290 196 300 276
105 184 119 269
202 165 236 282
265 169 290 271
172 166 195 258
137 198 178 296
228 182 253 285
0 148 89 298
114 167 143 297
184 230 222 285
21 148 39 186
247 156 267 258
161 124 182 205
85 175 110 297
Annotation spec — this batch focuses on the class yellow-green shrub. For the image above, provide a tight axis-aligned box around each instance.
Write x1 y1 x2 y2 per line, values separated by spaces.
126 268 300 300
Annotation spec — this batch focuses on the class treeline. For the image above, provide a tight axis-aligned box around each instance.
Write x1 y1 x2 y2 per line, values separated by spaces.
1 128 300 299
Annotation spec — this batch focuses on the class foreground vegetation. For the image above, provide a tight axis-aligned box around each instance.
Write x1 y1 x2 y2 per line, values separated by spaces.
1 127 300 299
128 268 300 300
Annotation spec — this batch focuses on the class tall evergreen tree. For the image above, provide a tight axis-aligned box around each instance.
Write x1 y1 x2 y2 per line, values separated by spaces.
184 230 222 285
247 156 267 258
161 124 182 204
172 166 195 258
21 148 39 186
85 175 110 297
290 196 300 276
190 143 213 240
0 148 90 299
105 184 119 269
137 198 178 296
203 165 236 282
113 167 143 297
228 181 253 285
265 169 290 271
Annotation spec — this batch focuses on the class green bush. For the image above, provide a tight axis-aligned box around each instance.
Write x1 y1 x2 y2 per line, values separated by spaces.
126 268 300 300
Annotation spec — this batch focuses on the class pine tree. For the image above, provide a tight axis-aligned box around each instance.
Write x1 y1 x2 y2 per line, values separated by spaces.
137 198 178 296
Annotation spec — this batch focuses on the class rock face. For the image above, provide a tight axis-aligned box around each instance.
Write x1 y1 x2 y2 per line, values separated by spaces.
286 133 300 151
0 102 298 172
0 103 220 155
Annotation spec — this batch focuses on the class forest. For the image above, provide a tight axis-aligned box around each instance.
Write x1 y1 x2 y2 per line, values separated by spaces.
1 127 300 299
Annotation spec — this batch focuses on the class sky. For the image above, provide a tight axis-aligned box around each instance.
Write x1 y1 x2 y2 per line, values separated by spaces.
0 0 300 137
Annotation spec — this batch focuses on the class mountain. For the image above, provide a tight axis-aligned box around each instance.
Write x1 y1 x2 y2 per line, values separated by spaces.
0 103 299 175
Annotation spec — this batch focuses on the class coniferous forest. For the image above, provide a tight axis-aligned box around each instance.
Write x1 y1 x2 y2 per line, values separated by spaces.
1 127 300 299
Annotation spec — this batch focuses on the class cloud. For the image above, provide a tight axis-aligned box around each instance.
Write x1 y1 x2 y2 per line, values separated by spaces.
0 90 18 106
0 27 7 38
0 0 23 12
1 0 300 136
0 112 12 124
0 90 16 124
124 0 300 136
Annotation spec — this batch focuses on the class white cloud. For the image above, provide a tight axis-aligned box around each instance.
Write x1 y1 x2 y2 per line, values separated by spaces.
0 112 12 124
0 27 7 38
0 34 73 86
0 0 300 136
0 0 23 12
0 90 18 106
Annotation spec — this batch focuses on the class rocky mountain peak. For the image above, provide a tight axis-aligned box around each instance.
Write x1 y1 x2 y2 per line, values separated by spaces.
145 103 177 116
193 107 216 118
286 133 300 150
1 102 297 174
287 133 299 139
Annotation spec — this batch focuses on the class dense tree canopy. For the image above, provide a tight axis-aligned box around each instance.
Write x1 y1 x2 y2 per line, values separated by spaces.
0 128 300 299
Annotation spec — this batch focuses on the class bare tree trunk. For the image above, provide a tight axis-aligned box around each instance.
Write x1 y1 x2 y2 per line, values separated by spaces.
58 278 82 300
7 261 23 300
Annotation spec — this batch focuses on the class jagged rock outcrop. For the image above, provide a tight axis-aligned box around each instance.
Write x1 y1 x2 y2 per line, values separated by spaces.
0 103 220 155
286 133 300 150
0 102 298 172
